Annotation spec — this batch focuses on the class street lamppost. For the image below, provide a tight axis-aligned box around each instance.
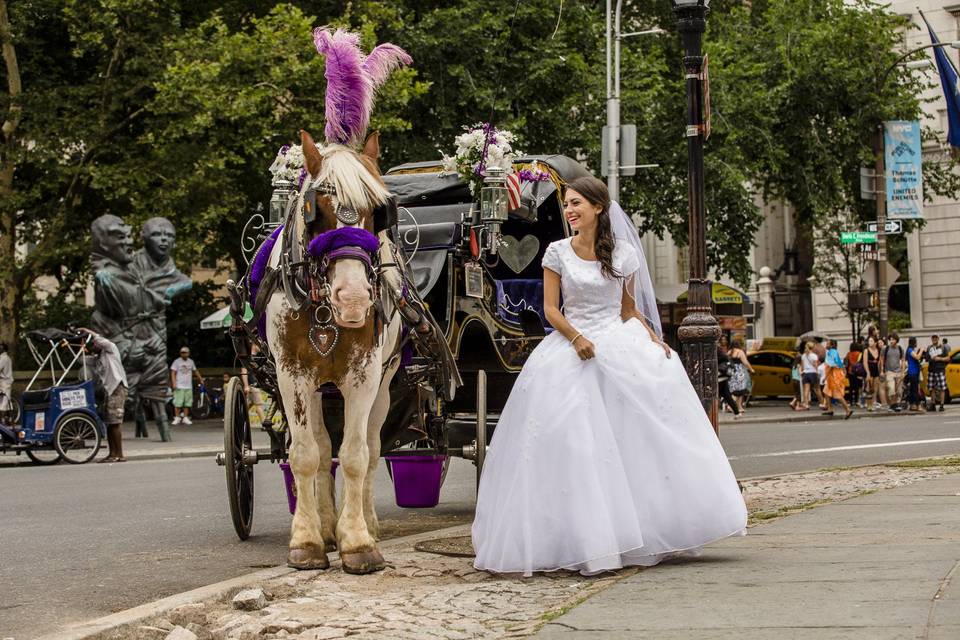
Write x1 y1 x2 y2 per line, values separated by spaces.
605 0 664 201
871 41 960 338
669 0 718 431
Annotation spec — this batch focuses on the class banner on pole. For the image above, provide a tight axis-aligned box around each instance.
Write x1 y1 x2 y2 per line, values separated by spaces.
884 120 924 219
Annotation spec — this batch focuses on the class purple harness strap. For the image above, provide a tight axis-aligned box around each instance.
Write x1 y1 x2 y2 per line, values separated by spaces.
308 227 379 263
324 245 374 268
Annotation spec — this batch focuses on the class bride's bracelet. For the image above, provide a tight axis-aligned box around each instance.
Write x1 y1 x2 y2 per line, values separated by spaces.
570 332 583 345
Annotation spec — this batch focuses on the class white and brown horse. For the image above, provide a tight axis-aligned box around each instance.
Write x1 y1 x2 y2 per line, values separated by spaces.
265 129 403 574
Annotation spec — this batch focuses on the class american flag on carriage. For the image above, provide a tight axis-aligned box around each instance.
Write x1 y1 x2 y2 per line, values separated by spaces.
506 171 522 212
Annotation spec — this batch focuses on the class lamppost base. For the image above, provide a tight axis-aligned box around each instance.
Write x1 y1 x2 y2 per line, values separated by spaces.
678 307 721 433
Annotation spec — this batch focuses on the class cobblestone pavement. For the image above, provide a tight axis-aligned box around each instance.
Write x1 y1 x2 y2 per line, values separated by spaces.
96 459 959 640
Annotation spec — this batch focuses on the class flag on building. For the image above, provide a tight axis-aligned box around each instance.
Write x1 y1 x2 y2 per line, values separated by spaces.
921 10 960 149
506 171 522 212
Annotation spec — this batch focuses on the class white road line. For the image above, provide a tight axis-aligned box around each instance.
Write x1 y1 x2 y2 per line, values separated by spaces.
728 437 960 460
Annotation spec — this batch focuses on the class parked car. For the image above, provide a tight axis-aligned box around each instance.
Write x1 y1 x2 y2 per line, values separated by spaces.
746 349 796 398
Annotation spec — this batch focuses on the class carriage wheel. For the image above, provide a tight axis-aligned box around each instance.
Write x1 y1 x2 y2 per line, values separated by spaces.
54 414 101 464
224 377 255 540
475 369 487 492
26 446 61 465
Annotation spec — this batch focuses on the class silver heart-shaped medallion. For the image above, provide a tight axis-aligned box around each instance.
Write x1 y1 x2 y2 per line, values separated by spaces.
498 234 540 274
309 324 339 357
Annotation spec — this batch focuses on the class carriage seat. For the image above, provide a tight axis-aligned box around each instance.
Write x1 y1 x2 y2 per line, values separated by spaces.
493 279 553 335
20 388 51 409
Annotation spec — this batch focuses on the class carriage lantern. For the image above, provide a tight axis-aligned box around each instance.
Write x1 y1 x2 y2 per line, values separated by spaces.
480 166 510 254
269 177 297 225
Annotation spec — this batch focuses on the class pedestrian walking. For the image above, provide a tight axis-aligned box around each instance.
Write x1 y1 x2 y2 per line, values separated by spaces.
844 341 866 408
472 178 745 576
881 334 905 412
0 342 13 423
717 348 740 419
925 334 949 412
801 341 822 410
904 337 924 412
789 353 804 411
79 329 128 462
170 346 203 425
864 336 881 410
823 340 853 419
726 336 754 414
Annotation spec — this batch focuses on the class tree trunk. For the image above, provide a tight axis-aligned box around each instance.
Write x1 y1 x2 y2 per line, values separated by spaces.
0 0 23 361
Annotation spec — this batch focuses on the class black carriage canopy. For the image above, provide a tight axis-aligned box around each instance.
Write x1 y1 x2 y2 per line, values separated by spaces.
383 155 591 297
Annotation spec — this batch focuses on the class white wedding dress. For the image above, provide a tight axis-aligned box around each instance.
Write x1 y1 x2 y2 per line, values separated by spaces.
471 237 747 576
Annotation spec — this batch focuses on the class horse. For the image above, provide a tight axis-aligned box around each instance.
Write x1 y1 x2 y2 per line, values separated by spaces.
264 129 403 574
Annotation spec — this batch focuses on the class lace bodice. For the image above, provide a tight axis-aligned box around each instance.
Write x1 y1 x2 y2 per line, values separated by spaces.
542 238 640 336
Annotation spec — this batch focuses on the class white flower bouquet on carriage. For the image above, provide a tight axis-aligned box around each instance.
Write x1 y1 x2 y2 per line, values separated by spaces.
269 144 307 186
441 123 522 196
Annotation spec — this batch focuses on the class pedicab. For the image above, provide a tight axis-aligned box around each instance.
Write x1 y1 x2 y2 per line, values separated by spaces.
0 329 106 465
216 150 590 541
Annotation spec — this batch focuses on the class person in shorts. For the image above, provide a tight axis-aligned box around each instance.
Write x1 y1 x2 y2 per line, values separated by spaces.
80 329 128 462
170 347 203 425
926 334 949 411
881 333 905 412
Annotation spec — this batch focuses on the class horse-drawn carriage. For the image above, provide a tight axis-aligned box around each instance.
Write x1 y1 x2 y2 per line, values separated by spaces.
217 152 589 541
214 26 595 574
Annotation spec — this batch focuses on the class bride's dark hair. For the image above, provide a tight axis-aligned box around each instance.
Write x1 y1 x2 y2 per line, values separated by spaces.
566 176 620 280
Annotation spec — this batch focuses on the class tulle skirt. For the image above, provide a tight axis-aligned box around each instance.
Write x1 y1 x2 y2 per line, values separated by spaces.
471 318 747 577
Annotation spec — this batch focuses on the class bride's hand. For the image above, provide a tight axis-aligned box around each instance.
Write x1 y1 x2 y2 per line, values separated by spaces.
657 340 672 359
572 335 596 361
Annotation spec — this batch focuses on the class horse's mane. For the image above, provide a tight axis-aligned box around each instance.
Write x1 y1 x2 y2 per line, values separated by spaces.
312 143 391 213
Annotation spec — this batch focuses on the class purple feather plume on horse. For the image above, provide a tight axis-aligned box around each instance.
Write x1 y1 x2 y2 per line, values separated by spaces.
312 28 411 146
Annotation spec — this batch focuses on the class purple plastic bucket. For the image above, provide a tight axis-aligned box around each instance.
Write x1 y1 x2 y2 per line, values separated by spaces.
385 455 446 508
279 460 339 515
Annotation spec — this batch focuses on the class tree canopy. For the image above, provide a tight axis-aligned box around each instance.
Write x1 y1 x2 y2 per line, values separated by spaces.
2 0 956 354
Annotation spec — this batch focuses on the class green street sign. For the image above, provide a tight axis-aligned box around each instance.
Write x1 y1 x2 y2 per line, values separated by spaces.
840 231 877 244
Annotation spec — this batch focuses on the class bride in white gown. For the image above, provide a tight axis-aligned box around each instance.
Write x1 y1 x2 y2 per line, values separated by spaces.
471 176 746 577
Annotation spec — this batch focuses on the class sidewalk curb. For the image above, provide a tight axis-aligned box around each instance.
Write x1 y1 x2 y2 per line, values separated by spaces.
719 407 932 426
36 524 472 640
0 449 219 469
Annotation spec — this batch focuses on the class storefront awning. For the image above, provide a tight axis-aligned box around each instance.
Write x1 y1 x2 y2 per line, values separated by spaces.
200 304 253 330
675 282 751 305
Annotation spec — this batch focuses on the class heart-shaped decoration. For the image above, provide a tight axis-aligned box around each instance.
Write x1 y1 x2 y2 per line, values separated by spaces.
309 324 339 357
498 234 540 274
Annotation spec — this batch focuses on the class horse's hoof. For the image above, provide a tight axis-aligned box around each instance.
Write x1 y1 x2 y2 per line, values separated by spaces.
287 545 329 571
324 541 338 554
340 548 386 574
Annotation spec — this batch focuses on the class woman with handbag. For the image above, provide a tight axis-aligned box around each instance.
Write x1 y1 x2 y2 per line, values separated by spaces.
726 336 754 414
718 348 740 419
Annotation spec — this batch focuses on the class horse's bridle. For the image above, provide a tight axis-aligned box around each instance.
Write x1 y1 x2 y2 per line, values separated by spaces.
280 179 382 312
276 176 391 356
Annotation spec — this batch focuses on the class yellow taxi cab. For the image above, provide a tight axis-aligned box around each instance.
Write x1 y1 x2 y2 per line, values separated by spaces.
745 349 796 398
921 347 960 403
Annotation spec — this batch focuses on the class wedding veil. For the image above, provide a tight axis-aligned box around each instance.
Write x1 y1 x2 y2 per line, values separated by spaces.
609 201 663 339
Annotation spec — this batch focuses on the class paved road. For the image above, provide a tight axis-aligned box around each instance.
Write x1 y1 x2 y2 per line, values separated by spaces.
1 410 957 639
723 409 960 477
